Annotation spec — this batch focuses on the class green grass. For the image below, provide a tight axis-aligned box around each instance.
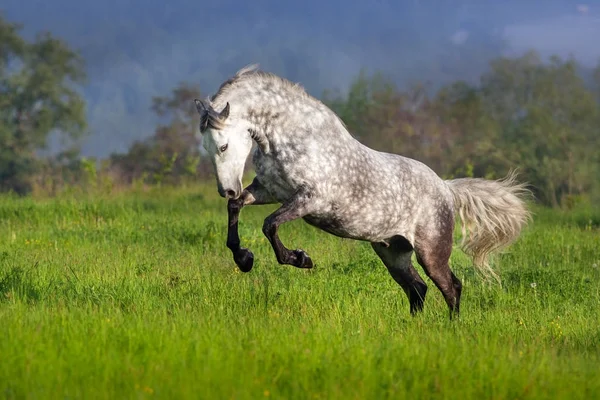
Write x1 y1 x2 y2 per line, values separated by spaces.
1 184 599 399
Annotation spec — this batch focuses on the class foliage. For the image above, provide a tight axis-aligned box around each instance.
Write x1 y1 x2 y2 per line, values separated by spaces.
2 14 599 208
0 185 599 398
108 82 211 185
594 63 600 97
324 71 462 175
479 52 599 206
0 14 87 194
324 51 600 207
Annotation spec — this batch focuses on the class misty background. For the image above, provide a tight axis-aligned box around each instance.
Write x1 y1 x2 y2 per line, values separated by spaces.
3 0 599 158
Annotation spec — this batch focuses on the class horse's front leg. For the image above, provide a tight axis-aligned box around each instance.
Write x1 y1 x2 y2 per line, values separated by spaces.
262 188 315 269
227 177 275 272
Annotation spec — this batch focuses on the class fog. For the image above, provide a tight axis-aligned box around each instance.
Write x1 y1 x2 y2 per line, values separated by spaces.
3 0 599 157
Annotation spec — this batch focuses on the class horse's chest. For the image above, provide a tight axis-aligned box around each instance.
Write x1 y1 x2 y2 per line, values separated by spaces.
253 153 297 202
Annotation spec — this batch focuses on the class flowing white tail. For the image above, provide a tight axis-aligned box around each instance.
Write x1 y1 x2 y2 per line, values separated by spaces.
446 171 532 283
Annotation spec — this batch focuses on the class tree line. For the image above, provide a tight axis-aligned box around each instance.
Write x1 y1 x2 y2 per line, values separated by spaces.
2 15 599 207
324 53 600 207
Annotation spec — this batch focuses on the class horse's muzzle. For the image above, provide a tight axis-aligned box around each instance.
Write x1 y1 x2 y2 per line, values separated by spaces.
224 189 238 199
218 187 240 200
217 180 242 200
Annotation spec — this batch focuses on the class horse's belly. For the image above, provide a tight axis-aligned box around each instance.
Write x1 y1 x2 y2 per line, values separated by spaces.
302 214 396 242
302 215 351 239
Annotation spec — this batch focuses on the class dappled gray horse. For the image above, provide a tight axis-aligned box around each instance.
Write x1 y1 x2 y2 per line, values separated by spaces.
194 65 530 317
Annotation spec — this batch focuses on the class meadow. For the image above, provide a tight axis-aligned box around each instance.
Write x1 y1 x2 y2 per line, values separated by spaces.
0 182 599 399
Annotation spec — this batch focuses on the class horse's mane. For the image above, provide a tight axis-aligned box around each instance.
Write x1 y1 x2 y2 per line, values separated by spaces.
209 64 309 103
206 64 349 133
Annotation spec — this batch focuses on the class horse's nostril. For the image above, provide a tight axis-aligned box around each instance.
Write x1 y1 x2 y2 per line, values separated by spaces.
225 189 236 199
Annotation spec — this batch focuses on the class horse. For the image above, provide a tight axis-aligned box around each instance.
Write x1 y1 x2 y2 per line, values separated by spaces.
193 65 531 318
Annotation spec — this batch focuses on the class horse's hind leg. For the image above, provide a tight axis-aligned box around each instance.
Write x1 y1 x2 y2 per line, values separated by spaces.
371 237 428 315
414 226 462 318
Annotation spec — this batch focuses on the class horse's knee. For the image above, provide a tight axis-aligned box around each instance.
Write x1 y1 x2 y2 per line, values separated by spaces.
262 218 276 238
227 198 243 213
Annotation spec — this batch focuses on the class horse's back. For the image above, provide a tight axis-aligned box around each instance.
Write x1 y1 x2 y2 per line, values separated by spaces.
298 148 454 244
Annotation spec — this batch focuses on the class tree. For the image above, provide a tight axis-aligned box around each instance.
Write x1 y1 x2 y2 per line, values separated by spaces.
109 82 207 184
0 14 87 194
325 52 600 207
323 71 462 175
594 61 600 102
479 52 599 206
433 81 503 178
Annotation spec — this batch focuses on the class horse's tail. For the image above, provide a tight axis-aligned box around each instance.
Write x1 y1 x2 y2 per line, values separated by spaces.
445 171 532 283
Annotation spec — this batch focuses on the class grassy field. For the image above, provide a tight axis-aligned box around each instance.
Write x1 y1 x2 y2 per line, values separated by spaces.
1 183 599 399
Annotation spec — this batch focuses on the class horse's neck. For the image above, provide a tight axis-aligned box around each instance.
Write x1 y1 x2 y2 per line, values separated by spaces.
232 85 360 153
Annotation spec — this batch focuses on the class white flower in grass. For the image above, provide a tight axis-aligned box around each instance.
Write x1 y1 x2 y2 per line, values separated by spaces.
530 282 537 289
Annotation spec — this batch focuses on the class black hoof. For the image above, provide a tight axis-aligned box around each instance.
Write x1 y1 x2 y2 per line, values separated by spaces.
234 248 254 272
294 250 313 269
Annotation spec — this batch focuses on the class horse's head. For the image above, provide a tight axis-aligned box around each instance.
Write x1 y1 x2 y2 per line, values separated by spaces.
194 99 253 200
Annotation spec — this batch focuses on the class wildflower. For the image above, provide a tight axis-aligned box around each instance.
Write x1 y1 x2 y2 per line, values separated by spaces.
530 282 537 289
264 390 270 397
593 263 598 269
549 317 564 339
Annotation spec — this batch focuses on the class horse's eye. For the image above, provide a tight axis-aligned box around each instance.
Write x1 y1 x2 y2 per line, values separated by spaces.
219 144 228 153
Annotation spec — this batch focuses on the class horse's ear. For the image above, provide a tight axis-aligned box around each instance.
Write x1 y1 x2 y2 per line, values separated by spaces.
194 99 208 115
219 102 230 119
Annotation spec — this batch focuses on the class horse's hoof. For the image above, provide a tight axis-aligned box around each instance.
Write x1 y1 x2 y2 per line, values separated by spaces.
234 248 254 272
294 250 313 269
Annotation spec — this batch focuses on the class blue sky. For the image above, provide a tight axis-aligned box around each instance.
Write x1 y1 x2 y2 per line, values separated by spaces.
2 0 599 156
